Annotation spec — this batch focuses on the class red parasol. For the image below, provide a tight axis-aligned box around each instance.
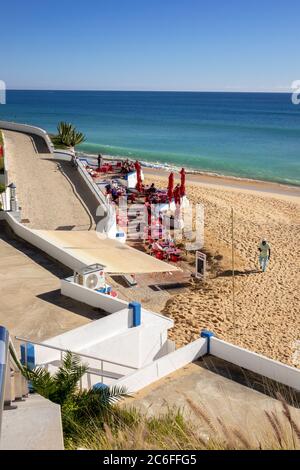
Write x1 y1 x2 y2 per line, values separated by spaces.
180 168 186 196
135 160 143 193
167 172 174 203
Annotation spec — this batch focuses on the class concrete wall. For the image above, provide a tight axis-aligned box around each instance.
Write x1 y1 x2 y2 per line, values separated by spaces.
77 157 109 210
210 337 300 392
34 308 132 364
76 158 126 242
117 337 208 393
61 278 129 313
0 120 53 153
4 212 89 271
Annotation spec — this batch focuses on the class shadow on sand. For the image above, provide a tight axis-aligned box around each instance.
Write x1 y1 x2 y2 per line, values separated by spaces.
217 269 259 277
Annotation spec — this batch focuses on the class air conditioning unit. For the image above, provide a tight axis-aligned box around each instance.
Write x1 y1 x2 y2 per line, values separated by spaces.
75 264 106 290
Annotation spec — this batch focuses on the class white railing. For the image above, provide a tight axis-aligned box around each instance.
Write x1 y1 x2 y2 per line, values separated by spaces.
16 336 138 388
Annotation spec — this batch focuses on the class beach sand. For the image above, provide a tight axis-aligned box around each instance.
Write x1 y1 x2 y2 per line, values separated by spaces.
143 170 300 367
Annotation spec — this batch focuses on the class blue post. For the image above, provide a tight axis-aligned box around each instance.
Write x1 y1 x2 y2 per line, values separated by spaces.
93 383 109 391
0 326 8 351
129 301 141 327
201 330 215 355
20 343 35 370
0 327 9 403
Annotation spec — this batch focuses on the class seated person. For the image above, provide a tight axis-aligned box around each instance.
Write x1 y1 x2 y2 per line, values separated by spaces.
147 183 157 193
122 159 131 173
111 187 119 202
105 183 112 194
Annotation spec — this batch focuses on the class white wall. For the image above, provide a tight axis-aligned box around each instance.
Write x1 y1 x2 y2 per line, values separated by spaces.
76 158 126 242
61 278 129 314
76 158 108 210
33 306 173 384
35 305 173 368
117 337 208 393
0 121 53 153
34 308 131 364
210 337 300 392
4 213 89 271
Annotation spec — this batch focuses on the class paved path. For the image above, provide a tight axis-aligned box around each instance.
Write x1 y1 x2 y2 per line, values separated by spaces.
0 227 103 344
3 130 94 230
127 357 300 446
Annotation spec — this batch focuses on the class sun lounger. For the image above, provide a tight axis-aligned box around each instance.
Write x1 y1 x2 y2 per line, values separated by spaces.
120 274 137 287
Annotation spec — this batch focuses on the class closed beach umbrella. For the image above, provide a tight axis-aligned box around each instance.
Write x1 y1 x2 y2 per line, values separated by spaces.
135 160 143 192
180 168 186 196
168 172 174 202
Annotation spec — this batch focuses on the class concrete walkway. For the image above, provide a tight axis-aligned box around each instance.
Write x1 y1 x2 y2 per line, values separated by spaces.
127 356 300 447
3 130 94 230
0 394 64 450
0 226 103 344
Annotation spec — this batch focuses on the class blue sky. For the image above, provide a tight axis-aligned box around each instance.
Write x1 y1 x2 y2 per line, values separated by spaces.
1 0 299 91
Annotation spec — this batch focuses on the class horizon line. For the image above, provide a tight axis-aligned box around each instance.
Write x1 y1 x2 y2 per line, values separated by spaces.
6 88 292 94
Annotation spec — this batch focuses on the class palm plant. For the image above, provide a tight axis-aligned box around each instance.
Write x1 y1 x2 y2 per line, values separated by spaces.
23 352 128 436
52 121 86 150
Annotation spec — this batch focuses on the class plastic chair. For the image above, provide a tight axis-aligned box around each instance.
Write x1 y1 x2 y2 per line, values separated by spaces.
154 250 165 260
169 253 180 262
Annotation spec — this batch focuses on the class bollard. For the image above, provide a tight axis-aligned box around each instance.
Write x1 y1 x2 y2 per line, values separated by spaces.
129 302 141 327
201 330 215 355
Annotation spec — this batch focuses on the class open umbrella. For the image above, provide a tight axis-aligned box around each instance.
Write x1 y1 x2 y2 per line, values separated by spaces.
168 172 174 203
180 168 186 196
135 160 143 193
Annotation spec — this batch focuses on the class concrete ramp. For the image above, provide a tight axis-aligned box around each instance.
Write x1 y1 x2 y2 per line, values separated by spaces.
34 229 179 274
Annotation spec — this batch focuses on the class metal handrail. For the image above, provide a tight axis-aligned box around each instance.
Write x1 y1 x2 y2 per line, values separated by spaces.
9 339 25 374
15 336 137 371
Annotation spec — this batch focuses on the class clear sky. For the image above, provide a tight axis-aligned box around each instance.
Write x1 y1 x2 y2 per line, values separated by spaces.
1 0 299 91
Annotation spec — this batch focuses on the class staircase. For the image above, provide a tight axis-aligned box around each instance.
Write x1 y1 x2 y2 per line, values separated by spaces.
0 326 64 450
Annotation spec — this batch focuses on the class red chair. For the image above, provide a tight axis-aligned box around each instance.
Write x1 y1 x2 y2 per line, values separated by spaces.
154 251 165 260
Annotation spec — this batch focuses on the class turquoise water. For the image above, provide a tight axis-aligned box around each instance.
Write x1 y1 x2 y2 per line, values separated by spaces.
1 90 300 185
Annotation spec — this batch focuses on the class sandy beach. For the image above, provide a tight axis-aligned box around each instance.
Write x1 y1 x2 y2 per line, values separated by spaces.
143 169 300 367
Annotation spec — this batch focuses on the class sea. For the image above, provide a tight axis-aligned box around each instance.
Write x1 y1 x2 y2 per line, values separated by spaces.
1 90 300 186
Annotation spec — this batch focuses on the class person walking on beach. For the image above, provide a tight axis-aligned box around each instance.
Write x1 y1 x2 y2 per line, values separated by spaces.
258 239 271 272
97 154 103 169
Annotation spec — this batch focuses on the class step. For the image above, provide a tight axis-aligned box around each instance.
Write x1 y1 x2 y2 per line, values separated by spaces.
0 394 64 450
